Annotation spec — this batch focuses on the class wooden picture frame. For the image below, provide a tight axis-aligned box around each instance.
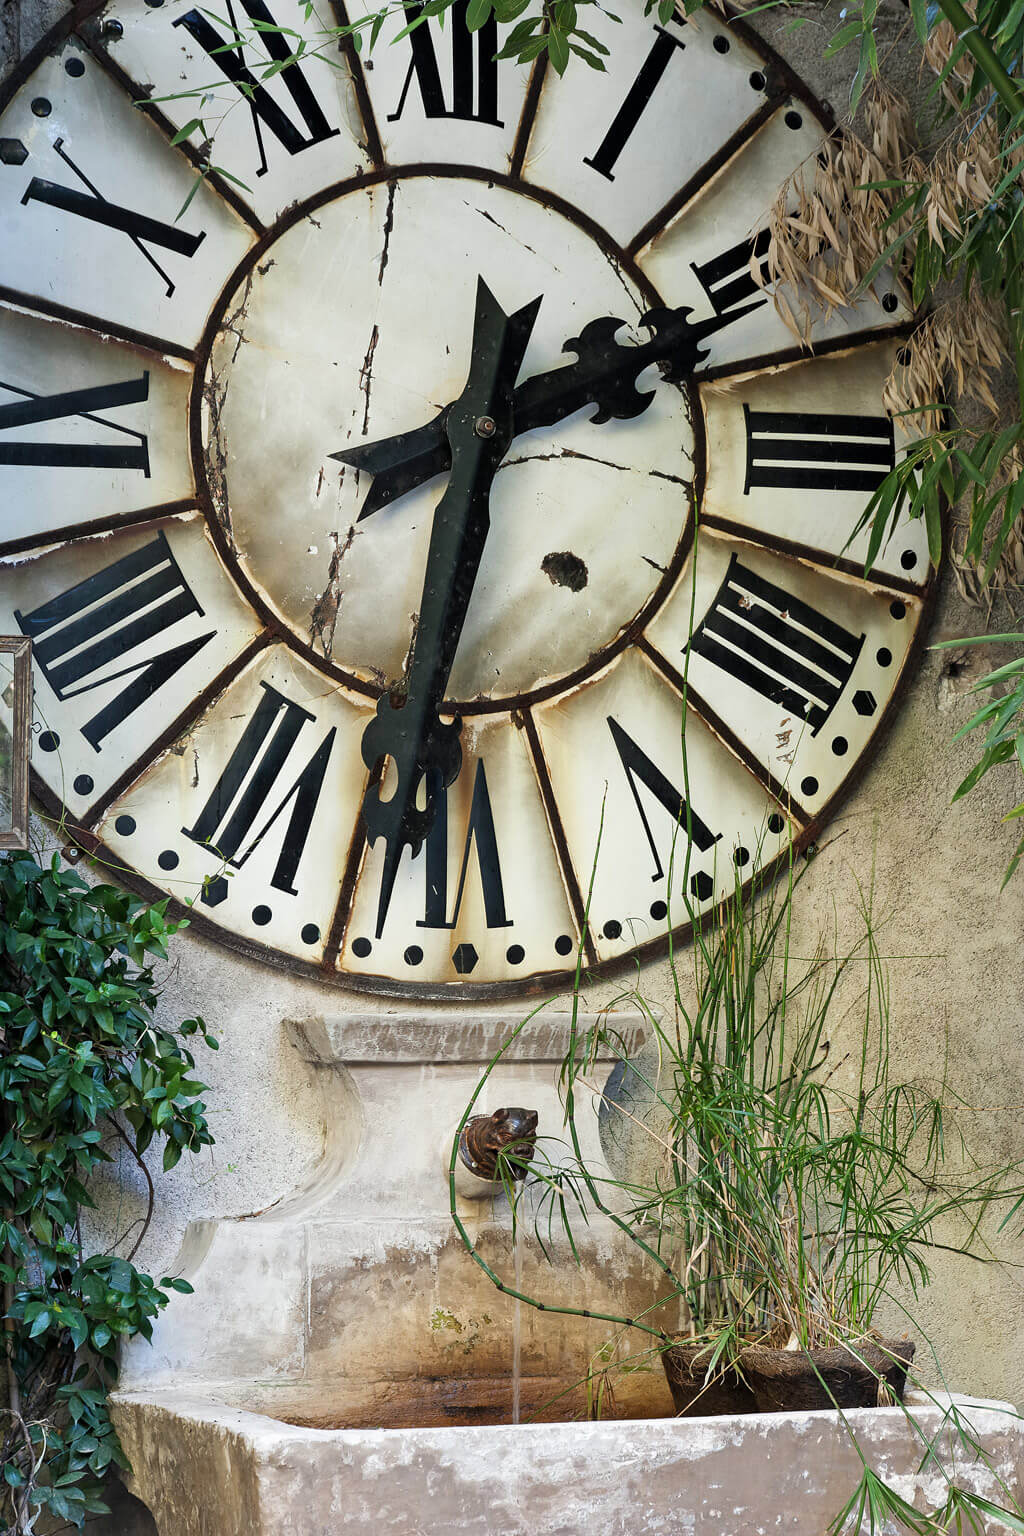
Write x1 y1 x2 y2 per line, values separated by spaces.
0 637 32 850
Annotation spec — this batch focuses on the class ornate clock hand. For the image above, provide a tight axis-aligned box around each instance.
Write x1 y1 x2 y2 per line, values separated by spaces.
359 277 541 940
332 299 761 519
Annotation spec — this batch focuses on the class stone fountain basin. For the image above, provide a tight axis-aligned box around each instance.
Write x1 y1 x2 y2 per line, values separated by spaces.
110 1390 1024 1536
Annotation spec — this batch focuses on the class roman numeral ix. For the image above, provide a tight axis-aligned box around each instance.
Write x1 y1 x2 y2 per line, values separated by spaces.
0 373 150 473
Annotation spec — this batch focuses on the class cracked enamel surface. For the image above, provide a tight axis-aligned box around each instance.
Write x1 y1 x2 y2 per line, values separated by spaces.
201 175 696 703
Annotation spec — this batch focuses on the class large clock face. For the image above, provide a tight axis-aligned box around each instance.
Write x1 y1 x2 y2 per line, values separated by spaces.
0 0 932 997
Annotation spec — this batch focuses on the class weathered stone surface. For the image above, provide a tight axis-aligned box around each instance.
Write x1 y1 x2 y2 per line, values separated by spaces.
111 1392 1024 1536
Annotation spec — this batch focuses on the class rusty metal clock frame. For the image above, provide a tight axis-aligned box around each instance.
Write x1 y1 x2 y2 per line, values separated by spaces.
0 0 940 999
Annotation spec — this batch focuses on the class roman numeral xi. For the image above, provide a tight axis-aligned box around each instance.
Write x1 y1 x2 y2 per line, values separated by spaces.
689 555 864 734
174 0 338 177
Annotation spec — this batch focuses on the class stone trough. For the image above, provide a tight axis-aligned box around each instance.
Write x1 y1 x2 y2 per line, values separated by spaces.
110 1012 1024 1533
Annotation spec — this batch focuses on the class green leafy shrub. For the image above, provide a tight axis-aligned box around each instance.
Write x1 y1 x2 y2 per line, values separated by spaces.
0 852 216 1532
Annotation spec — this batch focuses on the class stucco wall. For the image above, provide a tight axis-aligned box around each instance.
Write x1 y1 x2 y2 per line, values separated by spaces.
4 0 1024 1414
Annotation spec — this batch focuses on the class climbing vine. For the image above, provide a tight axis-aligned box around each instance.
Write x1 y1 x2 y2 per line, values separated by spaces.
0 852 215 1533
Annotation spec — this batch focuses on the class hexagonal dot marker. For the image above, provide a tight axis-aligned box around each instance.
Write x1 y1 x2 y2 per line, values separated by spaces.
689 870 714 902
853 690 877 717
452 942 479 975
201 875 229 907
0 139 28 165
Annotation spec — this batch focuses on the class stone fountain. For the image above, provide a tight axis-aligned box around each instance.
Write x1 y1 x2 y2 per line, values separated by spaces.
110 1010 1024 1534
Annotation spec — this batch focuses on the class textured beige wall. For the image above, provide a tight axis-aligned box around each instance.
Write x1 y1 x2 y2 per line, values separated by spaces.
5 0 1023 1412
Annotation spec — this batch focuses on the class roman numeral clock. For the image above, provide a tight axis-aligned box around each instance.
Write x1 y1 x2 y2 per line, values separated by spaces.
0 0 932 996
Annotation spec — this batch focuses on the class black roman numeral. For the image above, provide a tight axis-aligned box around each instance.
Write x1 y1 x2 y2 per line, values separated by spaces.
22 139 206 297
173 0 338 178
182 681 335 899
584 20 687 181
417 759 511 930
0 374 150 473
692 229 771 317
388 0 501 126
15 532 214 751
689 554 864 734
743 405 896 494
608 716 719 883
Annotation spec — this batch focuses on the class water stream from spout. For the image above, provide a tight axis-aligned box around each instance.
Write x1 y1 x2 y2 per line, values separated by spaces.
511 1220 523 1424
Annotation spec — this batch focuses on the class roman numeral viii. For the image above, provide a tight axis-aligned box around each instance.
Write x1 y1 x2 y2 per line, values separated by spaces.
417 760 511 930
183 681 335 900
0 373 149 473
608 716 719 882
584 20 687 181
15 532 214 750
388 0 501 126
689 555 863 734
743 405 896 493
174 0 338 177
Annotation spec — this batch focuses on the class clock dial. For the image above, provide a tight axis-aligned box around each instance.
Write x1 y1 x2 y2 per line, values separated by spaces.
200 174 695 702
0 307 193 552
1 1 935 996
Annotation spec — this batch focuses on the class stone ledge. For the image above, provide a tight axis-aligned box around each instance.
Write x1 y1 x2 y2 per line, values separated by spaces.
284 1009 653 1065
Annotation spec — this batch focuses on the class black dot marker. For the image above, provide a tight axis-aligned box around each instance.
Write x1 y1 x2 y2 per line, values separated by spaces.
900 549 917 570
650 899 667 921
768 813 785 835
832 737 848 756
65 58 85 76
734 846 750 868
603 919 622 940
38 731 59 752
404 944 423 966
785 109 802 129
506 944 525 965
352 937 371 958
890 600 906 620
713 34 730 52
158 850 179 871
301 923 320 945
252 905 272 926
555 934 574 956
73 774 93 796
876 647 892 667
115 814 136 836
882 292 899 313
800 777 818 797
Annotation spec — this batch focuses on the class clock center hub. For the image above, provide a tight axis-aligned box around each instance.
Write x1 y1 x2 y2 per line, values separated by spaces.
198 174 697 707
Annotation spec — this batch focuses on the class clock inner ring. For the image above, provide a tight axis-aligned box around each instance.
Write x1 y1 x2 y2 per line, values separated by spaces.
196 172 698 709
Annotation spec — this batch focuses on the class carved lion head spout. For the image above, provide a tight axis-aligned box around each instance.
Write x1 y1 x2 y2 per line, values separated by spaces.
459 1107 539 1182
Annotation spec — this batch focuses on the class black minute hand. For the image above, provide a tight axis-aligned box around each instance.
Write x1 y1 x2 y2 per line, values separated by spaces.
332 299 760 519
358 277 541 940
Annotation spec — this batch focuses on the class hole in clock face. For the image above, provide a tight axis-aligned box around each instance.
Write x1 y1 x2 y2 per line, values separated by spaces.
199 175 697 709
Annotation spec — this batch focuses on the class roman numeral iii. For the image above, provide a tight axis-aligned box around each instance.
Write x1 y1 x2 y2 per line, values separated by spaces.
689 554 863 734
15 532 214 750
743 405 896 493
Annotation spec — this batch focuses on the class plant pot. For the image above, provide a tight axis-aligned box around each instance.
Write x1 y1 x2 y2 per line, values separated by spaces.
738 1339 916 1412
661 1342 760 1416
